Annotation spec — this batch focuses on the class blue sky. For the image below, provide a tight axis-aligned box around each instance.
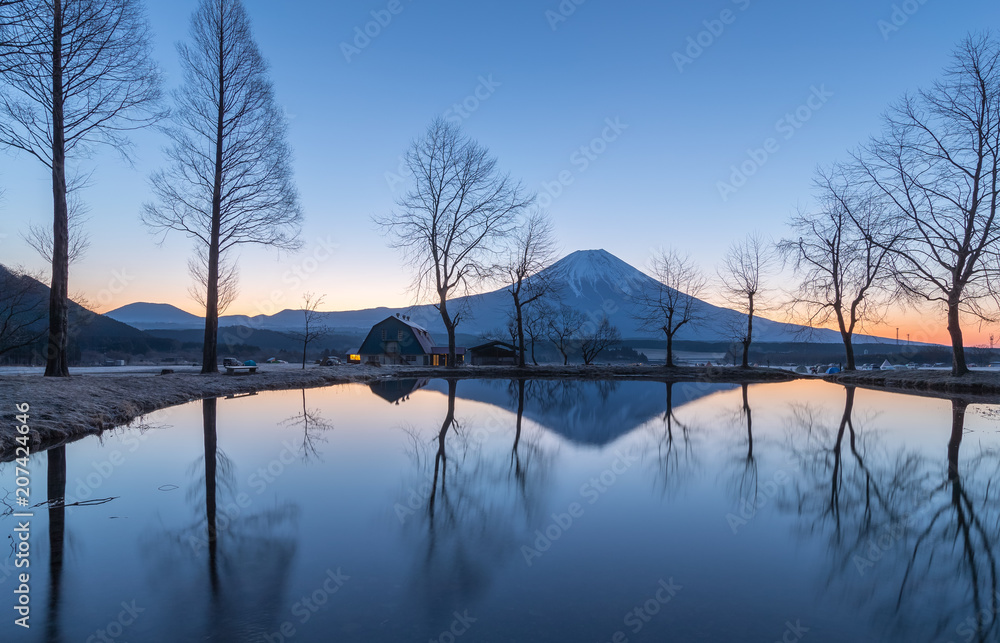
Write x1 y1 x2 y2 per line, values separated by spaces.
1 0 998 341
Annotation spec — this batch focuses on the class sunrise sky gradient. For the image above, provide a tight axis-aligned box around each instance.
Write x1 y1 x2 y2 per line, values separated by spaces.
1 0 999 345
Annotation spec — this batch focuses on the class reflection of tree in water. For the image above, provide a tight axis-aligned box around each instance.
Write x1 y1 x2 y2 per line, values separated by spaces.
281 388 335 461
642 382 700 498
779 390 1000 642
46 446 67 643
142 397 300 641
401 379 552 627
720 383 759 505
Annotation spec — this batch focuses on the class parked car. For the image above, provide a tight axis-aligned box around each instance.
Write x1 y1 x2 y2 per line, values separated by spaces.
322 356 342 366
223 357 241 368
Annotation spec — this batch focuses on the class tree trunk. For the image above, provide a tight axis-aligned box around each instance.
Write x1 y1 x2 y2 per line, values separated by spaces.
438 297 457 367
301 336 307 369
665 331 674 368
841 331 856 371
946 297 968 376
45 0 69 377
202 18 226 375
742 383 753 459
948 398 967 480
45 445 66 643
741 293 753 368
515 298 526 367
530 338 537 365
203 397 219 593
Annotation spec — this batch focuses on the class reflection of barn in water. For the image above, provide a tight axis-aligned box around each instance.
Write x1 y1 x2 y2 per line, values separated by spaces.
369 378 430 404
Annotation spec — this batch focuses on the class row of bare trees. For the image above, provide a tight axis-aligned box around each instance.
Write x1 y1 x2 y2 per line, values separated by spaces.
378 35 1000 375
785 34 1000 376
0 0 301 376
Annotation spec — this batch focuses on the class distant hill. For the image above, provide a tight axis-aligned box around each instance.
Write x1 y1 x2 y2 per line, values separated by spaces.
0 264 171 364
108 249 897 344
104 302 203 329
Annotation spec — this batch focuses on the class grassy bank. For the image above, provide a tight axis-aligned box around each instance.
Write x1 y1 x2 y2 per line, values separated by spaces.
826 369 1000 401
0 364 797 459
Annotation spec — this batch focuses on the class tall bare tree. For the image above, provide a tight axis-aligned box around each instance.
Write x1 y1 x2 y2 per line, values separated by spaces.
779 166 898 370
857 35 1000 376
633 249 706 367
287 292 328 369
377 118 532 367
579 315 621 365
0 0 163 376
499 210 556 367
143 0 302 374
719 232 774 368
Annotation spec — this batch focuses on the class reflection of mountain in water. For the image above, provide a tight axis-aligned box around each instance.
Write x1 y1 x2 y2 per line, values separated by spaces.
421 379 736 445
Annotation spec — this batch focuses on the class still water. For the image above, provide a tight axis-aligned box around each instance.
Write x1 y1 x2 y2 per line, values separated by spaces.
2 378 999 642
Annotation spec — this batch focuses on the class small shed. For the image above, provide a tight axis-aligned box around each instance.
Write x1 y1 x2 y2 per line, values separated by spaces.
468 341 517 366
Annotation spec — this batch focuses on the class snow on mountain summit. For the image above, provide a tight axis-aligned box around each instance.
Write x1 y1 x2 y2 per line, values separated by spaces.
546 249 653 297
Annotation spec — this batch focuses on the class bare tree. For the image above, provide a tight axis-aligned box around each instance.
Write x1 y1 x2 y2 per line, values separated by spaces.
523 300 550 365
546 305 585 365
857 35 1000 376
0 264 46 357
633 249 706 367
778 166 898 370
143 0 302 374
0 0 163 376
376 118 532 367
579 316 621 365
719 232 774 368
287 293 328 369
499 210 556 367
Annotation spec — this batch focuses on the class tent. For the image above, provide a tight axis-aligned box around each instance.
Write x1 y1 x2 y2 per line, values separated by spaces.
880 359 894 370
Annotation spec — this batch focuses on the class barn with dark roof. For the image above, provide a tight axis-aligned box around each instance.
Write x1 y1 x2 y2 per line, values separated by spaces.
357 315 465 366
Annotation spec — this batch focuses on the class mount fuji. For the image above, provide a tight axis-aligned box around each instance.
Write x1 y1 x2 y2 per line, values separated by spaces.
108 249 856 343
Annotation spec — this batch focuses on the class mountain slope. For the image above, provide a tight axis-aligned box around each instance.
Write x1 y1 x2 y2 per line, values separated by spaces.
107 249 886 344
106 302 203 329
